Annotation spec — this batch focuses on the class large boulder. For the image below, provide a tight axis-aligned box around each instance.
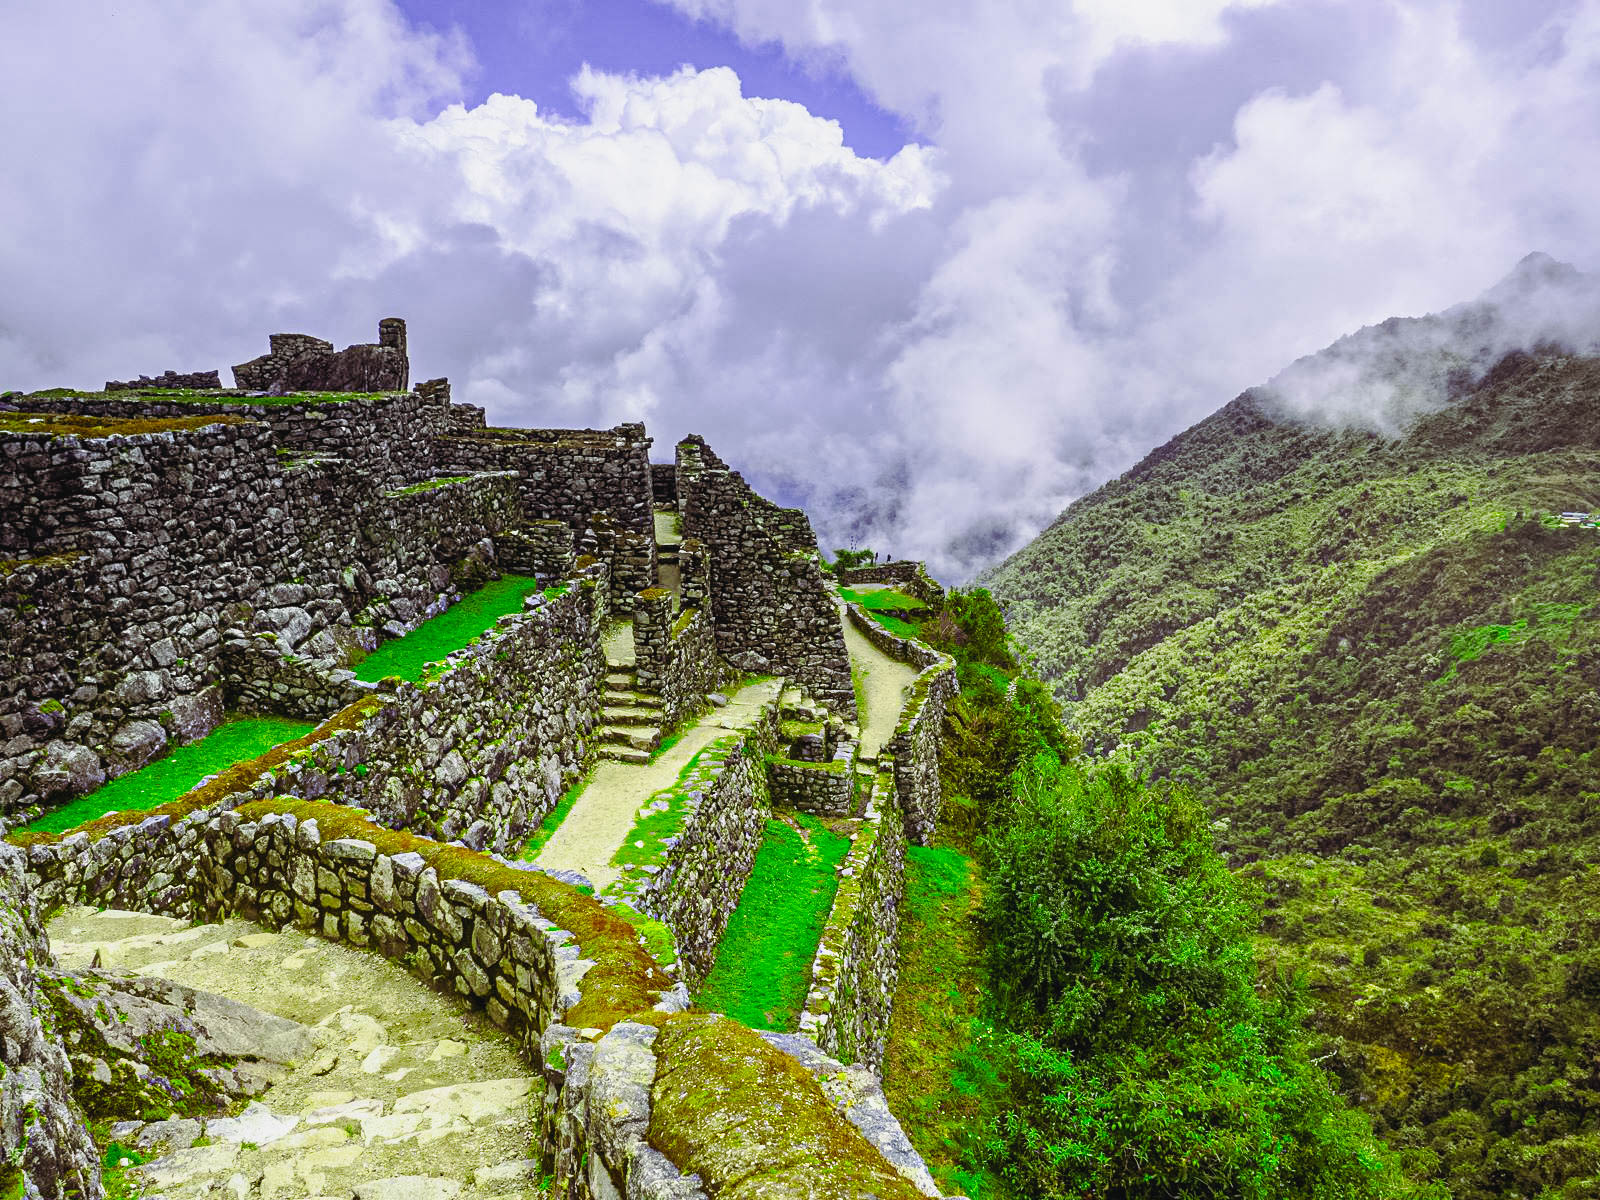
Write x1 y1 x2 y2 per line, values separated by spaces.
37 969 315 1120
29 741 105 800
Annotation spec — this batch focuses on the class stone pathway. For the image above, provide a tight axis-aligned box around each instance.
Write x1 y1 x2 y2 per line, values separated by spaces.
48 908 541 1200
837 604 920 761
533 677 783 892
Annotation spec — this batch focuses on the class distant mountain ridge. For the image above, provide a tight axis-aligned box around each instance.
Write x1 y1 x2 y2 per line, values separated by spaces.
980 258 1600 1199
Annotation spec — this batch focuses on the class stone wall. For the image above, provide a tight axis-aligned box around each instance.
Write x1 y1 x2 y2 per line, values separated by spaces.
497 520 576 585
0 401 522 824
636 711 779 988
631 590 724 729
105 369 221 391
768 751 859 817
799 772 909 1073
650 462 676 505
437 423 654 537
677 436 856 718
220 631 376 719
837 561 946 606
0 842 102 1200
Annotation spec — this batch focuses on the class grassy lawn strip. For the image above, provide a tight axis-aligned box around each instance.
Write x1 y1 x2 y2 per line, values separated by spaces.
881 843 1001 1198
866 611 921 639
694 814 850 1032
15 716 314 835
353 574 541 682
840 586 928 612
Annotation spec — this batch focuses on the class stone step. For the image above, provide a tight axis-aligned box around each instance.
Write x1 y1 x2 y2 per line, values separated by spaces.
604 705 662 727
604 671 637 689
600 724 659 752
605 689 664 710
597 744 653 765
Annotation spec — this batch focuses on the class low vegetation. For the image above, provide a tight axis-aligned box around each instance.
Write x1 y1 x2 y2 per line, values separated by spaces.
694 814 849 1030
353 573 542 682
884 588 1413 1198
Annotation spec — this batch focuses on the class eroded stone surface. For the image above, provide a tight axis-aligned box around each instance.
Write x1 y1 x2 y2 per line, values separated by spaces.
48 908 538 1200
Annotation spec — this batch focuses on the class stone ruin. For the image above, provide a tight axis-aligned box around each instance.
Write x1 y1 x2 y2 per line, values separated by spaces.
0 319 965 1200
232 318 410 393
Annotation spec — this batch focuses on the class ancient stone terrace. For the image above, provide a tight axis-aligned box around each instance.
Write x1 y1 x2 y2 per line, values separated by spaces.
0 319 963 1200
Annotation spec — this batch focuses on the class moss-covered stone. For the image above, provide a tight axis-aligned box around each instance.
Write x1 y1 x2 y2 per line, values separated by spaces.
648 1013 923 1199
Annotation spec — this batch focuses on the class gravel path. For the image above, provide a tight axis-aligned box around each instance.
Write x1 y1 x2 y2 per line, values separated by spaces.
533 677 783 890
838 605 921 760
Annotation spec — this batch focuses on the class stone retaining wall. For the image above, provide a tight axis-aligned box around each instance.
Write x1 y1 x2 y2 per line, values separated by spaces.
635 710 779 988
220 631 376 719
0 842 102 1200
631 590 724 729
837 561 946 606
769 751 859 816
437 423 654 538
799 773 909 1073
846 605 957 845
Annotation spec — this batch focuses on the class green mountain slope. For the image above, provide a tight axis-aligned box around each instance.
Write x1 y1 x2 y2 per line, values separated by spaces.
982 347 1600 1198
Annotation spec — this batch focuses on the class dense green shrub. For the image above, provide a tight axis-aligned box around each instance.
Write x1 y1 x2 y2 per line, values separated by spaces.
977 756 1417 1199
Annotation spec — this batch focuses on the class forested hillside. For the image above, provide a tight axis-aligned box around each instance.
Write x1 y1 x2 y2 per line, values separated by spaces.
982 346 1600 1198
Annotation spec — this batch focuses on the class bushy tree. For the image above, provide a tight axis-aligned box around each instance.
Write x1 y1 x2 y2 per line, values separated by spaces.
977 757 1424 1199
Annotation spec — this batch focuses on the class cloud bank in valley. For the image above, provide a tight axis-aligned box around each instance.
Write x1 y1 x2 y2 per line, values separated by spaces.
3 0 1599 578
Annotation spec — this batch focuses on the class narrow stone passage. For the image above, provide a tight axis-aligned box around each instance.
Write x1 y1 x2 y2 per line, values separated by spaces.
837 603 921 761
532 677 783 891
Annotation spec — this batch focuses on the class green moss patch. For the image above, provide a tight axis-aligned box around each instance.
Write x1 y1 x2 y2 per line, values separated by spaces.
12 716 315 839
237 798 670 1030
693 814 849 1031
387 474 474 497
352 574 542 682
648 1012 924 1200
0 412 252 438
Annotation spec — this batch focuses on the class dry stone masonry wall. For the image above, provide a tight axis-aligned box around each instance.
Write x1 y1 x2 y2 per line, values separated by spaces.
0 841 102 1200
631 709 780 988
676 436 856 718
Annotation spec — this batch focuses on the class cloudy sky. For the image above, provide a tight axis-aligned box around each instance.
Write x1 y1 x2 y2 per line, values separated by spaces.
3 1 1597 578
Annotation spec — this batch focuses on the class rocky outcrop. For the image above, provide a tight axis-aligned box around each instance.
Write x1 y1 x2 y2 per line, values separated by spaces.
36 967 313 1120
0 843 101 1200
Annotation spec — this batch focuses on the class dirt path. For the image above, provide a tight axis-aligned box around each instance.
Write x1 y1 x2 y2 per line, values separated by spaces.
838 604 921 760
534 678 783 890
48 908 540 1200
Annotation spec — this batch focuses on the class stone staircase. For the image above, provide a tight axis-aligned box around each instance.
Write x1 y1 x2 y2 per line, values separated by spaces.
596 665 666 764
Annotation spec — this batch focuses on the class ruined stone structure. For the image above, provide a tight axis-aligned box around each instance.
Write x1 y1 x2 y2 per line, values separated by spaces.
0 322 959 1200
232 319 409 393
106 369 222 391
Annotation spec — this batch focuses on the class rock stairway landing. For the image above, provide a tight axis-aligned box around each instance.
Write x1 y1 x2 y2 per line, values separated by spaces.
596 665 665 765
